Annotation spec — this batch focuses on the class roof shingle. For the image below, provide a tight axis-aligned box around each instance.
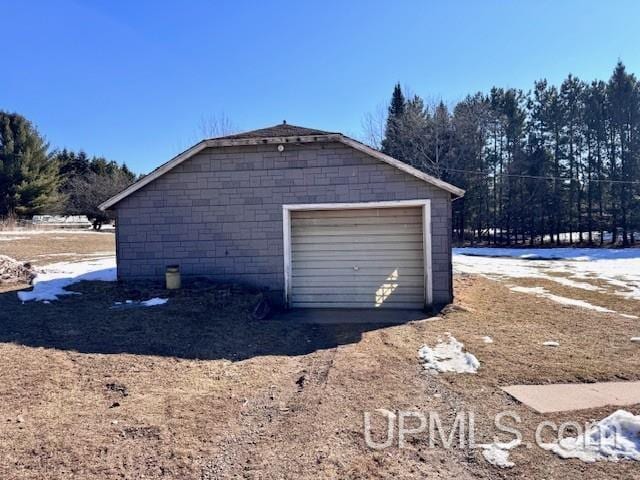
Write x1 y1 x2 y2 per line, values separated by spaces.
212 122 336 140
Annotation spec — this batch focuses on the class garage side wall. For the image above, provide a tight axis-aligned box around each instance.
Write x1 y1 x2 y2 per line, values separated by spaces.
114 142 454 306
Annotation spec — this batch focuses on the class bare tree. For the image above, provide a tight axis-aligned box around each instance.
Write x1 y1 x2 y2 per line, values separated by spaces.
65 170 134 228
172 113 240 156
197 113 238 139
360 103 387 149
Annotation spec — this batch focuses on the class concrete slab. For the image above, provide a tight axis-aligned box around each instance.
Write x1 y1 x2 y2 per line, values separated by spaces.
271 308 432 325
502 381 640 413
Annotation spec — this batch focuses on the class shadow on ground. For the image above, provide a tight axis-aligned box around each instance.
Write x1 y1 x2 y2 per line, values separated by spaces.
0 280 431 361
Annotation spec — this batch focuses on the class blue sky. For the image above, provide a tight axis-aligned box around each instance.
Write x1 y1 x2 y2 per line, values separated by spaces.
2 0 639 174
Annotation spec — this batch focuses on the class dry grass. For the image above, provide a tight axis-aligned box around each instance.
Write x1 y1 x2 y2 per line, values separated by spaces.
0 234 639 478
0 231 114 266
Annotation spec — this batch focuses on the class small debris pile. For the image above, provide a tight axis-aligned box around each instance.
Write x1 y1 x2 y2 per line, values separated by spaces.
0 255 34 285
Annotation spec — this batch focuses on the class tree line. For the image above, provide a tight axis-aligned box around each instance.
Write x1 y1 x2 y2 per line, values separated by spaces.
376 62 640 246
0 111 135 226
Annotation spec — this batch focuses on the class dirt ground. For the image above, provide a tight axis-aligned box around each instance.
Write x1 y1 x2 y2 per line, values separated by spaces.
0 230 115 267
0 233 639 479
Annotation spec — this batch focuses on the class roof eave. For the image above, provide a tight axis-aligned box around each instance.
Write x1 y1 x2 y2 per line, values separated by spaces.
99 133 464 211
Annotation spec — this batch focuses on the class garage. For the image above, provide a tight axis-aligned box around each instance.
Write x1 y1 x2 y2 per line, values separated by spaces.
102 124 462 307
285 202 431 309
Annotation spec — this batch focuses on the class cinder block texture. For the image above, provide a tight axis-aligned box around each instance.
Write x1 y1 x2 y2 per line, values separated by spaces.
114 142 454 305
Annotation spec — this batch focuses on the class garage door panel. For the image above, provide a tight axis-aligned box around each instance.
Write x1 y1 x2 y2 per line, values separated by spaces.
290 275 425 287
292 250 423 261
291 234 423 245
291 224 422 237
290 206 425 309
293 285 425 295
292 242 423 252
291 293 425 303
290 301 425 309
291 207 421 219
291 216 422 227
292 267 424 277
293 259 422 269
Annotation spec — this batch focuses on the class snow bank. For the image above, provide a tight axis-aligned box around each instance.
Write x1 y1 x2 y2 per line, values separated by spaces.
509 286 615 313
17 257 116 302
542 410 640 462
418 334 480 373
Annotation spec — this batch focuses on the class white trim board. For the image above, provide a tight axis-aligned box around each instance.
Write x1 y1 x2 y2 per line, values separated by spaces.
99 134 464 210
282 199 433 309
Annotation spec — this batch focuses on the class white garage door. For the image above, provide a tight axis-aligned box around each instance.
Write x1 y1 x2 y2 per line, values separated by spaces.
290 206 425 309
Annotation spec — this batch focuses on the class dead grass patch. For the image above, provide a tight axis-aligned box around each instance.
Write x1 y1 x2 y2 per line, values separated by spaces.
0 231 114 265
1 234 639 478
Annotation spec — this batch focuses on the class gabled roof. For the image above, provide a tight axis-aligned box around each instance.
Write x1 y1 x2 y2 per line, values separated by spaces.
99 123 464 210
215 122 336 139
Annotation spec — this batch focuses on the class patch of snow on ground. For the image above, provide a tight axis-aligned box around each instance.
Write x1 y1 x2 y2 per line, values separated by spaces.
418 334 480 373
33 252 114 258
546 276 604 291
17 257 116 302
141 297 168 307
509 286 615 313
112 297 169 308
454 247 640 300
481 441 518 468
542 410 640 462
0 236 28 241
0 229 108 235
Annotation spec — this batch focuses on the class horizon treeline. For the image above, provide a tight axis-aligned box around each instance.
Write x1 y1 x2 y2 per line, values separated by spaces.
0 111 135 225
379 62 640 246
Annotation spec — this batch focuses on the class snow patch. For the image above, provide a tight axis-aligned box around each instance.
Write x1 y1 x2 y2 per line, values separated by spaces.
141 297 168 307
112 297 169 308
454 247 640 300
0 236 28 241
418 334 480 373
0 229 108 236
542 410 640 462
481 441 518 468
17 257 116 302
509 286 615 313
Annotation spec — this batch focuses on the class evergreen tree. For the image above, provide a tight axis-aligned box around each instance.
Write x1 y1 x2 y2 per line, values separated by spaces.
375 61 640 246
52 149 136 227
381 83 407 160
0 112 60 217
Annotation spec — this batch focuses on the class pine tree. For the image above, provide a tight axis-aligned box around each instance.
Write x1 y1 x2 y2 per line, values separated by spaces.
0 112 60 217
381 83 407 160
373 62 640 247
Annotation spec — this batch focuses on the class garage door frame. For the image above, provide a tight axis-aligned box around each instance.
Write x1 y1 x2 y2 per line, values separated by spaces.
282 199 432 309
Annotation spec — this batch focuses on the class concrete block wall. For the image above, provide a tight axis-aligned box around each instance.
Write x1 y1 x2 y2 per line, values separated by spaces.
114 141 454 305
